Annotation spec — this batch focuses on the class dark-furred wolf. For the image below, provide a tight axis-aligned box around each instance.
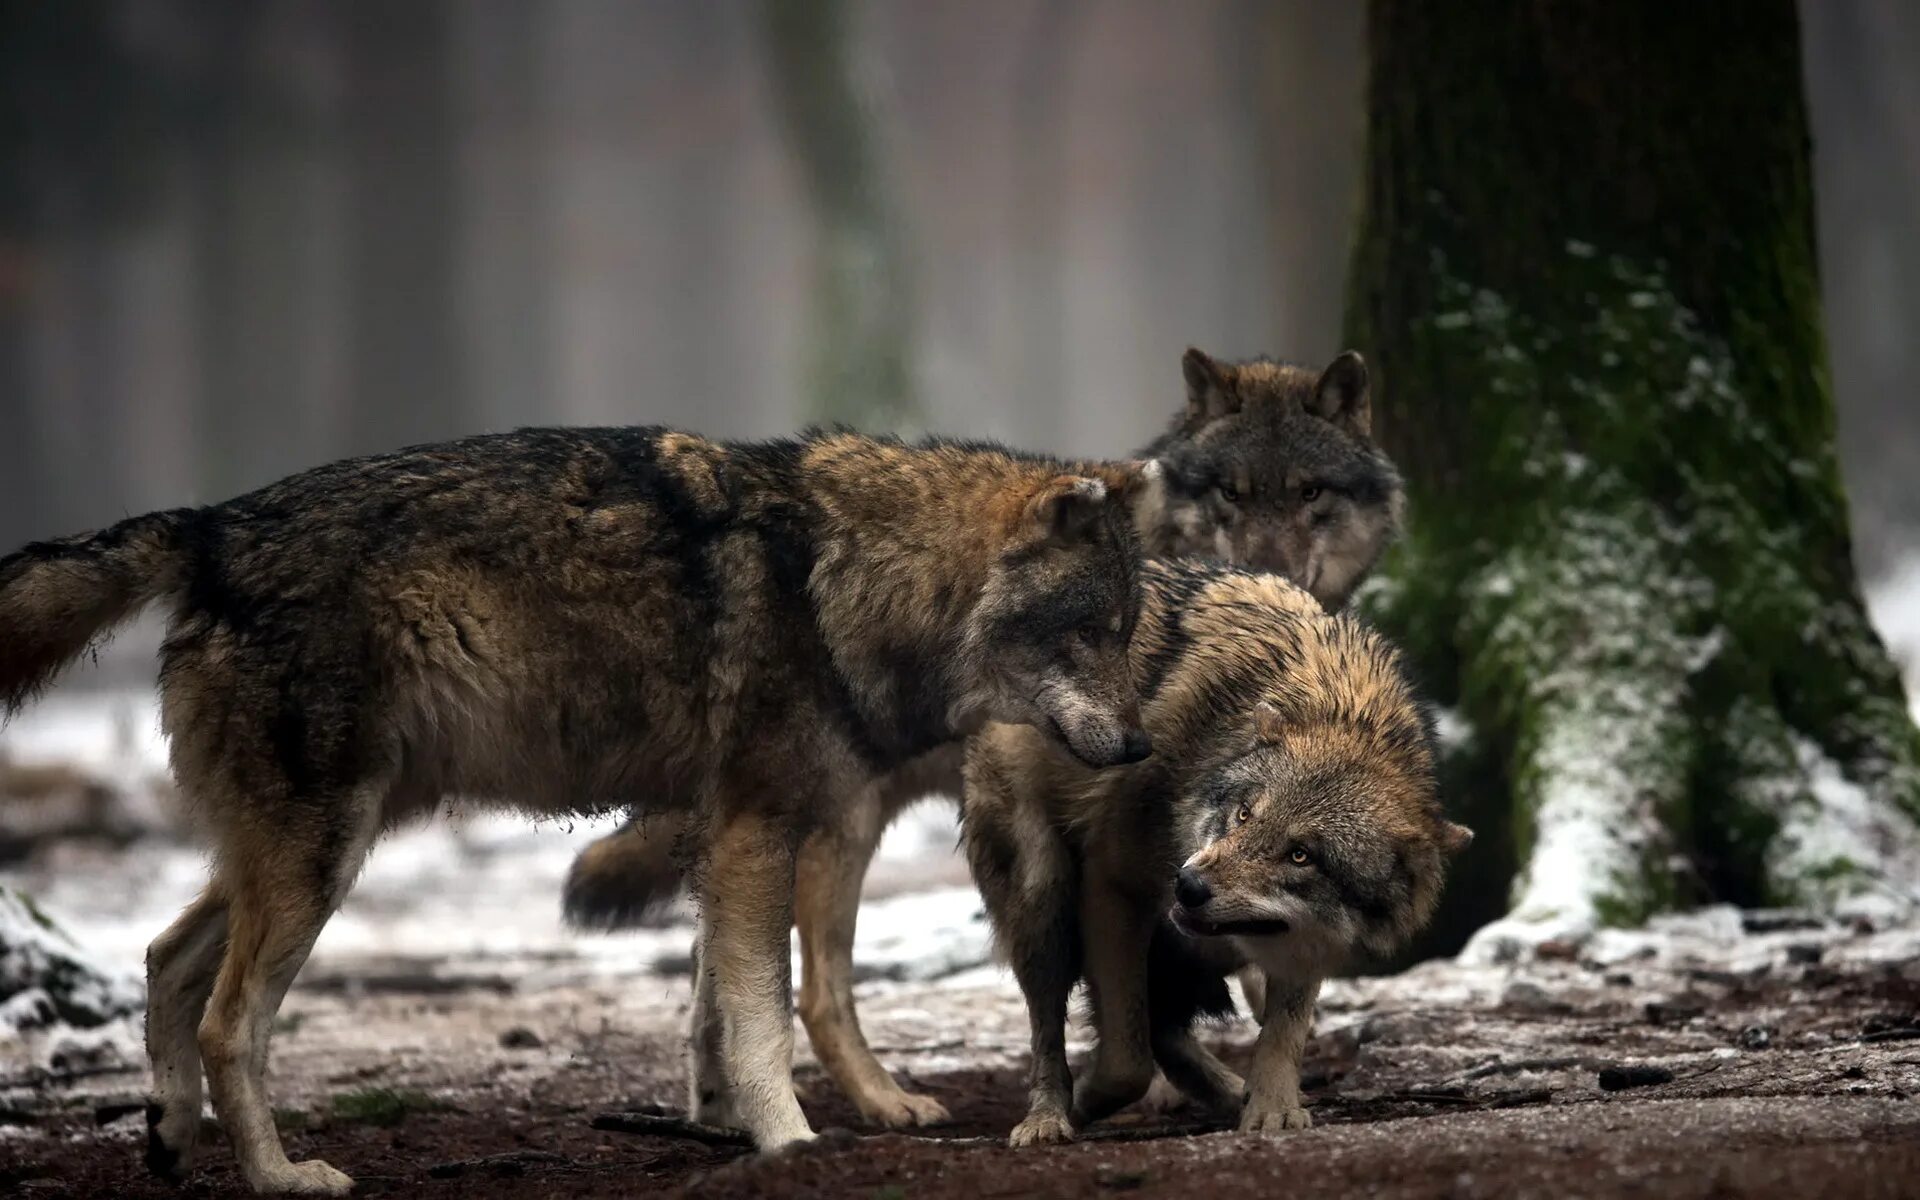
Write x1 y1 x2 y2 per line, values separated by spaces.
964 560 1472 1146
563 349 1405 1127
0 427 1154 1195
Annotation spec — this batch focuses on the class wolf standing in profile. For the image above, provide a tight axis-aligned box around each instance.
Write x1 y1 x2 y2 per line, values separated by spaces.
0 427 1153 1195
563 348 1404 1128
963 561 1473 1146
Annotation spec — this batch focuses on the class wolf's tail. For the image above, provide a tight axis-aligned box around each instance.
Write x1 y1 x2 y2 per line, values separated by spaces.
561 813 689 929
0 508 196 719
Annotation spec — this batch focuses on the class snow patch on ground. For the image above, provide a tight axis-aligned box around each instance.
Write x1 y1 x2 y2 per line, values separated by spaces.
1865 555 1920 721
0 888 141 1044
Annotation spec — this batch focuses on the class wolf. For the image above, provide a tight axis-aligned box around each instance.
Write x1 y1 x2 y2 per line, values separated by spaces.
561 347 1406 1128
0 426 1153 1195
962 559 1472 1146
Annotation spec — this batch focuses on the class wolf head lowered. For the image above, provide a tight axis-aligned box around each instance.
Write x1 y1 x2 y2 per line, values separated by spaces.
1169 620 1471 968
961 472 1151 769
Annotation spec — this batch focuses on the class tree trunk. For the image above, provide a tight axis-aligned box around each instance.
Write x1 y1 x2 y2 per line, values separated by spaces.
759 0 917 430
1346 1 1920 960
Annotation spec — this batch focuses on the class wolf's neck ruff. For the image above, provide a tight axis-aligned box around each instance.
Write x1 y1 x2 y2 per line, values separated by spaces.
797 433 1144 766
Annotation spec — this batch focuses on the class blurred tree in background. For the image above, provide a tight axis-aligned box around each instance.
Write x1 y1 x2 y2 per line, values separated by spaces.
760 0 918 430
0 1 181 550
1349 0 1920 958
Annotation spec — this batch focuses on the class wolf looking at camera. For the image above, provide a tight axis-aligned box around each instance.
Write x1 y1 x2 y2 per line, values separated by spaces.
563 348 1405 1128
0 426 1157 1195
963 560 1472 1145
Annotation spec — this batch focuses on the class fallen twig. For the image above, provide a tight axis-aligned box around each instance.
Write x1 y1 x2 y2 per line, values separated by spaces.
590 1111 752 1145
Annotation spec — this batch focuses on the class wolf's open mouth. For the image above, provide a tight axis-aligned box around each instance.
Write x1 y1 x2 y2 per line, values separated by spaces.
1169 907 1289 937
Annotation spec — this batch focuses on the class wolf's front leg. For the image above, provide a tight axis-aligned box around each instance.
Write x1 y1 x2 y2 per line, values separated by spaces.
1240 974 1319 1134
963 798 1079 1147
694 812 814 1150
1071 881 1161 1124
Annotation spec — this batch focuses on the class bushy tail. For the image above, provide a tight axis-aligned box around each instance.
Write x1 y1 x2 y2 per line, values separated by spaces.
0 508 195 718
560 812 690 929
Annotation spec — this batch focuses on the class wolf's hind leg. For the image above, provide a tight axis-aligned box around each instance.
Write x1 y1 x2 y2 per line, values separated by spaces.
796 792 948 1128
199 791 380 1195
1151 1028 1246 1116
696 811 814 1150
144 886 229 1180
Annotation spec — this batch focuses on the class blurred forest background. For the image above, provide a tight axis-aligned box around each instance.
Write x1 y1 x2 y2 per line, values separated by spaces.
0 0 1915 652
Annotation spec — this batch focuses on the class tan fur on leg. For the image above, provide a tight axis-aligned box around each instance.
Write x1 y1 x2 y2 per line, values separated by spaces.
144 887 228 1180
1240 977 1318 1133
795 798 949 1128
698 813 814 1150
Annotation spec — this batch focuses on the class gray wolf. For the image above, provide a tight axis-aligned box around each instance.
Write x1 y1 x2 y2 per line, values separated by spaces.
563 349 1406 1127
962 559 1472 1145
0 426 1150 1194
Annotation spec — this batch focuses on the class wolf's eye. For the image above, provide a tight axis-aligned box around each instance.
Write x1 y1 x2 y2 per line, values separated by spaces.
1217 482 1239 504
1289 846 1311 865
1235 802 1253 825
1299 485 1323 503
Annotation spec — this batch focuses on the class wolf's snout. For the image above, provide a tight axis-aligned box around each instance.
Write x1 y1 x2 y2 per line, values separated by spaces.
1118 728 1154 764
1174 868 1212 910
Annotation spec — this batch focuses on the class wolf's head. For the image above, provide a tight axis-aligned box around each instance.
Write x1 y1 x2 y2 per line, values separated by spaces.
963 471 1151 770
1137 349 1402 610
1169 682 1470 970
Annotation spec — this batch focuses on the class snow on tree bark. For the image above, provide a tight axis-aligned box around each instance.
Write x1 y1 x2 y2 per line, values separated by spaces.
1346 1 1920 960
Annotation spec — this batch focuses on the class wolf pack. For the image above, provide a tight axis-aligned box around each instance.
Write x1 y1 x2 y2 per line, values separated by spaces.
0 346 1472 1194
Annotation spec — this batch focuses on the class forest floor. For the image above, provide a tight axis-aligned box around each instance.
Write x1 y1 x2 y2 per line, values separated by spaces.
3 899 1919 1199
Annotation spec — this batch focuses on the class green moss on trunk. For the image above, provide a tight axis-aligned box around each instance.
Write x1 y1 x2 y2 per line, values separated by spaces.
1347 1 1920 955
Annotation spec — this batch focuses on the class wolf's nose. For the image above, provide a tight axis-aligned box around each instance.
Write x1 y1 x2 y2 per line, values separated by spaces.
1174 868 1212 910
1118 728 1154 764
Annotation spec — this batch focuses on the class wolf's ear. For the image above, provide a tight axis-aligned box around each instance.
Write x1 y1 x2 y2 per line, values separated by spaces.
1437 821 1474 856
1183 347 1241 424
1252 700 1288 744
1307 351 1370 438
1026 475 1112 546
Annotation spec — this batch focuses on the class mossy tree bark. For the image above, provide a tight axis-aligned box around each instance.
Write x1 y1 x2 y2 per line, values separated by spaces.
760 0 918 430
1347 1 1920 958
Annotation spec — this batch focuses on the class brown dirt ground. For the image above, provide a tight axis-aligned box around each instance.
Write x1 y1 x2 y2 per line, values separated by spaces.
5 926 1920 1198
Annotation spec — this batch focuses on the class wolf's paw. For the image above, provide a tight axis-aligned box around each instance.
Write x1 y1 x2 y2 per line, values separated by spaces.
692 1092 739 1130
1072 1065 1153 1124
1008 1111 1075 1148
1137 1073 1191 1116
144 1103 200 1181
856 1087 950 1128
757 1127 866 1164
246 1158 355 1196
1239 1102 1311 1134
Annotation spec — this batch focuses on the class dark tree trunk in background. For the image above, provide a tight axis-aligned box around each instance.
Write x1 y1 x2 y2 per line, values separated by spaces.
1348 1 1920 959
759 0 917 430
343 1 464 454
